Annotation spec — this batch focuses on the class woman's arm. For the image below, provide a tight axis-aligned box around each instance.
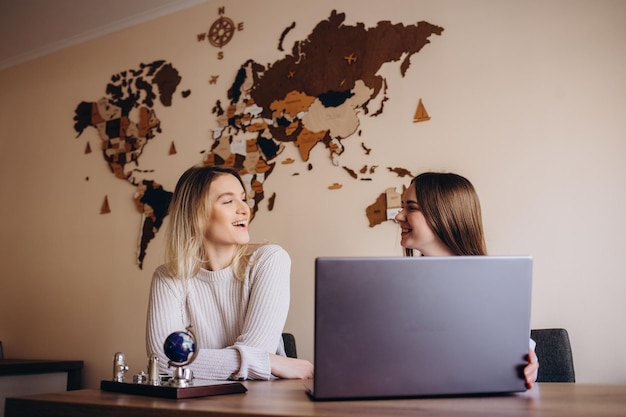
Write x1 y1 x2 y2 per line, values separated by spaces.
146 265 260 380
228 244 294 379
239 245 313 379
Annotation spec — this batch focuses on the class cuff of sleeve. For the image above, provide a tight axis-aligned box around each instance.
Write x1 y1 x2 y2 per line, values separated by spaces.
230 344 271 380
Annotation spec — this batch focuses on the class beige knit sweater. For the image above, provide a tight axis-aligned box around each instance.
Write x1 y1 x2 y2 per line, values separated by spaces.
146 244 290 380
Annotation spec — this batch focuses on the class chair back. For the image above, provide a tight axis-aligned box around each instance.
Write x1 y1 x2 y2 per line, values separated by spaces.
282 333 298 358
530 328 575 382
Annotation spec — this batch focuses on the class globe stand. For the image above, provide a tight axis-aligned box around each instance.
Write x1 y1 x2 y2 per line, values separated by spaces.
163 326 199 388
167 365 193 388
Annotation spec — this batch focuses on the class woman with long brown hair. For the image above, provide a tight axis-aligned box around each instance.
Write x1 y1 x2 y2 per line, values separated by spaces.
395 172 539 388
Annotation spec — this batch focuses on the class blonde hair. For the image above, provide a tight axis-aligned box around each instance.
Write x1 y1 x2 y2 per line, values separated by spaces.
164 165 258 280
405 172 487 256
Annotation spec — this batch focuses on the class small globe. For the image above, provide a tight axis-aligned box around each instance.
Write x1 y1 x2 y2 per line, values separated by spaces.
163 331 196 365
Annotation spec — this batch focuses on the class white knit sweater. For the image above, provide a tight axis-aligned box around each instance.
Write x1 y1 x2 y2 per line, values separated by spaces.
145 244 290 380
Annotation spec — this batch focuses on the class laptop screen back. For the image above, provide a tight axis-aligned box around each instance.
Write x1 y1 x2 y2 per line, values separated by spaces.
311 256 532 400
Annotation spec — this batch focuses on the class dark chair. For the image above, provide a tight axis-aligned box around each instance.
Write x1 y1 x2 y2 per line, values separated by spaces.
282 333 298 358
531 328 575 382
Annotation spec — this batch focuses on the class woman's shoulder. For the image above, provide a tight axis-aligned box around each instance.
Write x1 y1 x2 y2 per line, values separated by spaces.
151 264 180 283
246 244 291 284
249 243 291 263
153 263 172 276
149 264 186 294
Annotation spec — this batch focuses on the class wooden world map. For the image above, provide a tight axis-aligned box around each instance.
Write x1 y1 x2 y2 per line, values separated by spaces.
72 9 444 268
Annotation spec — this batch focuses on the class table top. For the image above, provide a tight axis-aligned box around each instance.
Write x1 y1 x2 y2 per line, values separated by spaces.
5 379 626 417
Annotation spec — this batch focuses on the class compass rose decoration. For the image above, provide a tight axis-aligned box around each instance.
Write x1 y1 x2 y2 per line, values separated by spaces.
198 7 244 60
209 16 235 48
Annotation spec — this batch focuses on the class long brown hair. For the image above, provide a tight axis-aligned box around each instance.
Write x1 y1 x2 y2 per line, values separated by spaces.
406 172 487 256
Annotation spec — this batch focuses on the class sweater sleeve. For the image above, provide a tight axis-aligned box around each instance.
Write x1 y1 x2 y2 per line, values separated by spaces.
230 244 291 379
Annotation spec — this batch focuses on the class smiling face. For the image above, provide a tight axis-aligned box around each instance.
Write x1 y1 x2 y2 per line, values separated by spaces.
203 173 251 252
394 184 454 256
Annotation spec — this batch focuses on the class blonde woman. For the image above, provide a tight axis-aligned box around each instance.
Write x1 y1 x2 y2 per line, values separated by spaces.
146 165 313 380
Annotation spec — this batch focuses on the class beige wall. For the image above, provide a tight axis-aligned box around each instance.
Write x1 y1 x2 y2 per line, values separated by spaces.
1 0 625 388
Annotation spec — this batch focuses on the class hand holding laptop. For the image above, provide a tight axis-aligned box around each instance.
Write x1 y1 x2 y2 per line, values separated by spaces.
525 349 539 389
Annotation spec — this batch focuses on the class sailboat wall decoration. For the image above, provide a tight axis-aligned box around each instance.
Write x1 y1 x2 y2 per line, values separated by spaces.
169 141 177 155
413 98 431 123
100 195 111 214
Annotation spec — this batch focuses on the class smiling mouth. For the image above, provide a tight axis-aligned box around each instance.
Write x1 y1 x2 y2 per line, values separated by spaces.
233 220 247 228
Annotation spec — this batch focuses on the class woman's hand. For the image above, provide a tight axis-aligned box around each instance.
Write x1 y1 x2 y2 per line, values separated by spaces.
269 354 314 379
524 348 539 389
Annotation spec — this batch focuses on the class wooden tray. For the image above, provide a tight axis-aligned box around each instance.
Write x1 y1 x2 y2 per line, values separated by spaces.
100 379 247 399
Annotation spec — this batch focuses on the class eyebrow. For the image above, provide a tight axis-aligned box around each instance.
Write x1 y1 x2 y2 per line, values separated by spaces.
216 191 246 200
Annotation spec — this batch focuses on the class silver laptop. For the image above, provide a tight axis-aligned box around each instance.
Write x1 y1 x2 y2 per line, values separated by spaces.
306 256 532 400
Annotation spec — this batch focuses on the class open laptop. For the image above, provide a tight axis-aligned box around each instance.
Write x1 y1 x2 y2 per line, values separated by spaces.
306 256 532 400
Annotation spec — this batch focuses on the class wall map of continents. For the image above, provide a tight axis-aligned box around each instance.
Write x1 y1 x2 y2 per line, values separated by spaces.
72 10 444 268
73 60 181 269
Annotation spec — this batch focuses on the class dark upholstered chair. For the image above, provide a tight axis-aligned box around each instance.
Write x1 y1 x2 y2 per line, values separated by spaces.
531 328 575 382
282 333 298 358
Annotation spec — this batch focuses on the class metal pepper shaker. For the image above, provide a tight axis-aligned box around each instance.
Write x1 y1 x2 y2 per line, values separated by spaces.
147 354 161 386
112 352 129 382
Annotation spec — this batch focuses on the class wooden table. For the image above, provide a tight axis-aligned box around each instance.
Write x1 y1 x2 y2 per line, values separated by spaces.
5 379 626 417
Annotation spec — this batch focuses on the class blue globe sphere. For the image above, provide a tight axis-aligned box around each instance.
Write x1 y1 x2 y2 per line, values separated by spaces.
163 331 196 364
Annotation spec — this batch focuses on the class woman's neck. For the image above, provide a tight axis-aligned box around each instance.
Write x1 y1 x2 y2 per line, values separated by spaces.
202 244 237 271
419 239 456 257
